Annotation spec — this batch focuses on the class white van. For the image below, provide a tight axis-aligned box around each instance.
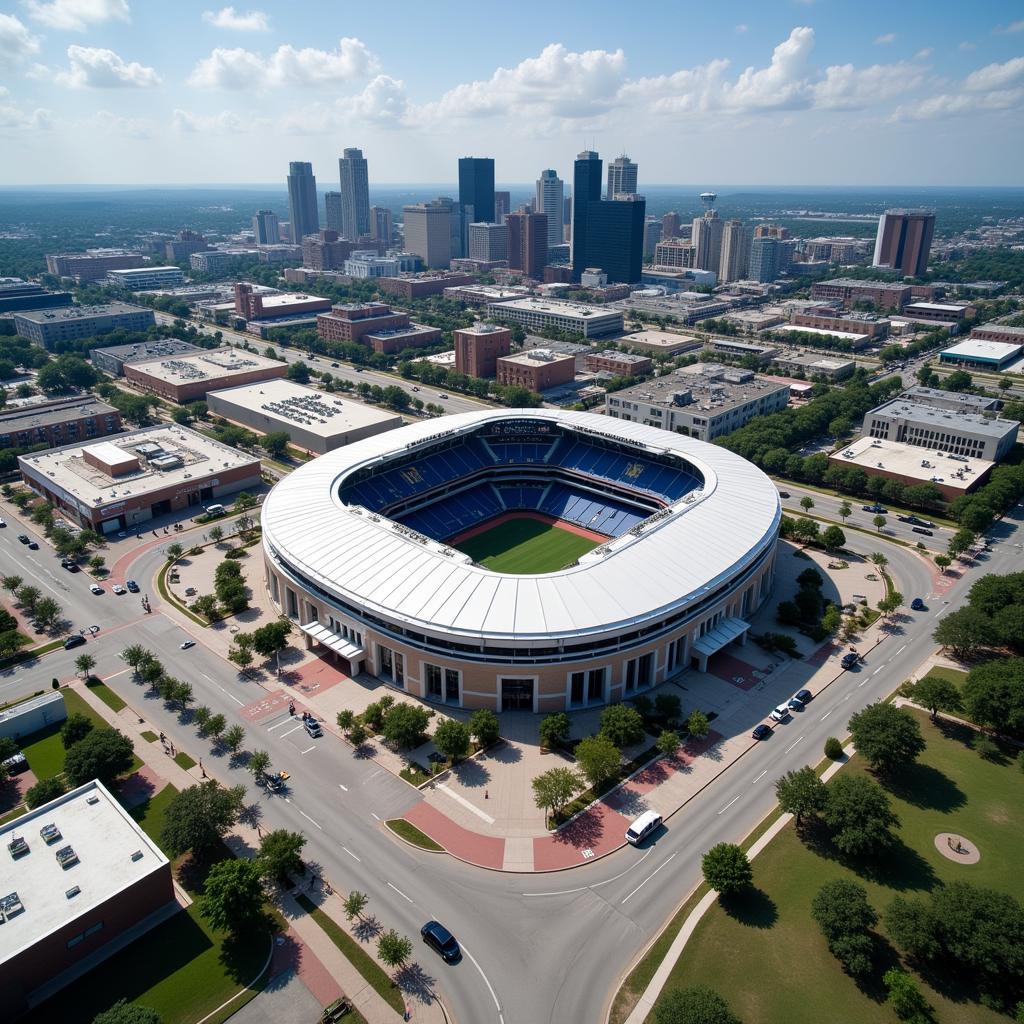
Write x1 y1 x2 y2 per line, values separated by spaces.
625 810 662 846
204 503 226 517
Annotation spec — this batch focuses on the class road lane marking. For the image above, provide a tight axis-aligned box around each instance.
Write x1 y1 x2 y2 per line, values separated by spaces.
520 849 653 897
717 795 740 815
621 852 677 904
338 784 348 792
342 846 360 862
279 724 303 738
199 671 244 706
298 809 322 830
872 667 883 676
437 783 496 824
300 745 315 754
858 680 867 687
784 735 804 754
460 943 502 1018
371 812 381 821
752 770 767 784
387 881 412 903
821 710 832 720
895 644 908 655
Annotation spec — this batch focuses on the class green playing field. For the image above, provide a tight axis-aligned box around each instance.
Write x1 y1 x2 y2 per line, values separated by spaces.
453 517 599 574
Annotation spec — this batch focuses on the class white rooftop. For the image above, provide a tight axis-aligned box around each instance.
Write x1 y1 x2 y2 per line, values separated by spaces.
127 347 286 384
620 330 701 350
0 780 168 964
830 436 992 491
773 325 870 342
942 338 1023 362
490 297 622 319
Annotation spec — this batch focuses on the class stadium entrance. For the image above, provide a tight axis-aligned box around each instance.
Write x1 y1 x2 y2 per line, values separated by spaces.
501 678 535 711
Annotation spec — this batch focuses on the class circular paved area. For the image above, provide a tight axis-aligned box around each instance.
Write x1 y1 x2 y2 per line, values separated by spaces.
935 832 980 864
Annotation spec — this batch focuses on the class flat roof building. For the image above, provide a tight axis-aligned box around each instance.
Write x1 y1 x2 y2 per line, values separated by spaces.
606 366 790 442
0 780 176 1015
901 386 1000 413
791 309 889 341
377 273 476 301
19 424 263 532
454 323 512 379
45 251 145 283
207 378 402 455
487 296 624 338
0 395 121 450
0 282 73 316
706 338 779 363
584 350 654 376
900 301 975 324
234 284 332 322
124 347 287 403
106 266 185 290
13 303 155 350
939 338 1023 372
811 278 911 311
618 330 703 356
496 349 576 392
970 323 1024 345
90 338 202 376
770 352 855 380
770 324 872 349
442 284 529 308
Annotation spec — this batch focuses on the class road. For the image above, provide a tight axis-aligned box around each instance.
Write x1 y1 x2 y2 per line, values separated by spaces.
5 493 1018 1023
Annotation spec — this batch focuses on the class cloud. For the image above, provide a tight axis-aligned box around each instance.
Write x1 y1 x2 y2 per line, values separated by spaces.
201 6 269 32
994 19 1024 34
813 61 922 110
54 45 160 88
735 23 748 33
23 0 130 31
188 37 378 89
874 33 896 45
337 74 408 125
0 94 52 130
0 13 41 68
891 57 1024 120
172 108 247 133
90 109 154 137
964 56 1024 91
959 41 976 50
915 48 933 60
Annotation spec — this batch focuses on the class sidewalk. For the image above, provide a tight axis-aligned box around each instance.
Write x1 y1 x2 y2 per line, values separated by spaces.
69 679 443 1024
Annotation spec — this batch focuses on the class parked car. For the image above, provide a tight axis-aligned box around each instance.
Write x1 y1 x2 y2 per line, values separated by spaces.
911 598 927 611
420 920 461 963
330 362 340 367
787 697 805 711
770 703 791 722
0 517 6 527
64 635 87 650
911 526 933 536
1 752 28 775
752 723 772 740
319 998 352 1023
304 717 323 738
89 583 103 595
778 491 790 499
112 583 126 595
794 689 813 704
126 579 140 593
841 652 859 669
862 504 888 514
61 559 80 573
625 810 662 846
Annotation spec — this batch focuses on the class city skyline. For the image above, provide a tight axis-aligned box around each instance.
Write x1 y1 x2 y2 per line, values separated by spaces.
0 0 1022 186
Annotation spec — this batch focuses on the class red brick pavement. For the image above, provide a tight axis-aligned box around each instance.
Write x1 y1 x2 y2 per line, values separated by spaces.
706 650 763 690
404 801 506 869
239 688 293 723
533 801 632 870
272 926 342 1006
283 659 347 698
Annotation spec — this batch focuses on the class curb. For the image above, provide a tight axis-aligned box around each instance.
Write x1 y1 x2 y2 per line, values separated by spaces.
383 820 448 856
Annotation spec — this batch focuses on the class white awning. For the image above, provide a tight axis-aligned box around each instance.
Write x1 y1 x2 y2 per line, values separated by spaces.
693 616 750 658
300 621 365 661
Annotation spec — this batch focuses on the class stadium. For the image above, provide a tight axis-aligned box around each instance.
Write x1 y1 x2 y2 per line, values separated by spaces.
261 409 781 712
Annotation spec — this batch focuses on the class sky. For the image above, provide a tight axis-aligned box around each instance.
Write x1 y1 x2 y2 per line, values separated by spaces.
0 0 1022 187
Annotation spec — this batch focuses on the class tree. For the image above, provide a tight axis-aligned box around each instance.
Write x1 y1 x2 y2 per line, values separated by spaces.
193 706 213 734
532 767 583 821
88 555 106 575
701 843 752 896
948 527 977 559
229 643 255 674
248 749 272 780
223 724 245 754
63 728 135 787
811 878 878 978
600 704 645 747
822 525 846 552
61 712 94 749
1 574 23 593
962 658 1024 736
468 708 500 748
381 703 430 748
686 709 710 739
209 525 224 545
574 734 621 788
799 496 815 513
166 542 184 563
250 619 292 672
433 718 471 761
539 712 570 750
75 653 96 678
654 986 740 1024
885 896 942 961
200 857 265 934
336 709 355 731
141 658 165 690
25 775 67 809
287 360 311 384
348 721 367 746
849 702 926 776
33 596 62 629
121 644 150 675
258 829 306 883
260 431 291 458
907 675 964 721
160 781 243 857
822 774 899 856
92 999 162 1024
654 693 682 721
869 551 888 570
234 492 257 511
16 583 41 614
775 766 827 826
344 890 368 921
873 514 887 533
656 730 681 757
837 500 852 523
377 930 413 978
171 679 194 710
934 605 996 660
884 969 931 1023
207 713 226 742
934 553 952 575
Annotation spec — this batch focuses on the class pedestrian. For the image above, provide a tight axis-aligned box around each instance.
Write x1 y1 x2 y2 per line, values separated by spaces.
200 759 206 778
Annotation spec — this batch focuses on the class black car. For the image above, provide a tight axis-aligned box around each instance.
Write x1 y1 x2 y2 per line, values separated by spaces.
794 689 813 704
861 504 888 514
64 634 87 650
61 560 81 572
752 723 772 740
421 920 461 963
27 541 38 549
841 652 859 669
17 534 30 544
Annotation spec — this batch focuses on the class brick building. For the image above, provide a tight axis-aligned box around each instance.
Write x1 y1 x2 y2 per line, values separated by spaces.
791 309 890 340
496 349 576 392
124 348 287 403
302 230 355 271
0 396 121 450
584 350 653 376
810 278 911 311
316 302 442 354
454 323 512 378
506 211 549 278
376 273 475 301
233 283 331 321
45 251 144 282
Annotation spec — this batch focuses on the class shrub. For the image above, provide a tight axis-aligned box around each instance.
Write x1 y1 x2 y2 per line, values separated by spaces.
824 736 844 760
381 703 430 749
701 843 752 896
600 704 645 746
811 878 878 978
468 708 500 747
433 718 471 761
60 712 94 749
26 776 67 809
539 712 571 749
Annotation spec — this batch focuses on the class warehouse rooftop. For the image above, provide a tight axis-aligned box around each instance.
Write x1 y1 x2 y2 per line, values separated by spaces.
125 348 286 384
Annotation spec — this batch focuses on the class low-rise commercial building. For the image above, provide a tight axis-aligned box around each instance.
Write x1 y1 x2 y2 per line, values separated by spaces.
618 330 703 357
0 281 73 315
233 284 331 322
19 425 262 532
377 273 476 301
13 303 156 349
124 348 287 403
343 252 399 278
791 309 890 340
723 309 785 333
316 302 441 352
899 301 975 325
0 396 121 450
584 350 653 376
106 267 184 290
90 338 201 376
207 379 402 454
454 323 512 378
486 297 624 338
442 285 529 308
902 386 1000 414
969 323 1024 345
810 278 911 311
362 324 444 355
605 366 790 442
770 324 872 350
45 250 144 283
706 338 779 363
770 352 855 380
496 349 576 391
0 691 65 741
0 780 176 1016
939 338 1023 372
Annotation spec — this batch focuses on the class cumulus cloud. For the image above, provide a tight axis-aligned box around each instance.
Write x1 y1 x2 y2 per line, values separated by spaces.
201 6 269 32
964 56 1024 91
54 45 160 88
812 61 922 110
874 33 896 45
891 57 1024 120
188 37 378 89
172 108 247 133
0 92 52 130
337 74 408 125
994 19 1024 34
23 0 130 31
0 13 41 69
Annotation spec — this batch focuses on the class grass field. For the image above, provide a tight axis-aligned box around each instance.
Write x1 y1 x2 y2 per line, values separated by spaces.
454 517 599 574
647 709 1023 1024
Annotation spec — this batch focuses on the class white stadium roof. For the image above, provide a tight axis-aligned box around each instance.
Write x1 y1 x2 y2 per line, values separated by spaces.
261 409 780 646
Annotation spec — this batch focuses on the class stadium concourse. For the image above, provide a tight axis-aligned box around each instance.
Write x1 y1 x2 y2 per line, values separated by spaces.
260 408 782 713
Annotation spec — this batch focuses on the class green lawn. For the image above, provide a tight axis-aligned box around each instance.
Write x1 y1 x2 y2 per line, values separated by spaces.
86 677 127 712
174 751 197 770
648 709 1023 1024
387 818 444 851
453 517 599 574
128 781 179 846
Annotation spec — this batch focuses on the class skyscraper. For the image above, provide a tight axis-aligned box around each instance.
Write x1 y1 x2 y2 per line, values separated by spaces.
643 217 662 259
469 222 508 263
691 211 723 273
719 220 752 283
872 209 935 277
606 155 638 200
748 236 780 283
662 211 681 239
324 192 343 233
571 150 602 278
535 169 565 249
371 206 393 244
338 148 371 240
458 157 495 225
506 211 549 278
403 199 455 268
286 161 319 243
252 210 279 245
584 196 645 284
494 191 511 223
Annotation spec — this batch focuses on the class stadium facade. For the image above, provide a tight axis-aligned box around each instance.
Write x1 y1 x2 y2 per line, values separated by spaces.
261 410 780 712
